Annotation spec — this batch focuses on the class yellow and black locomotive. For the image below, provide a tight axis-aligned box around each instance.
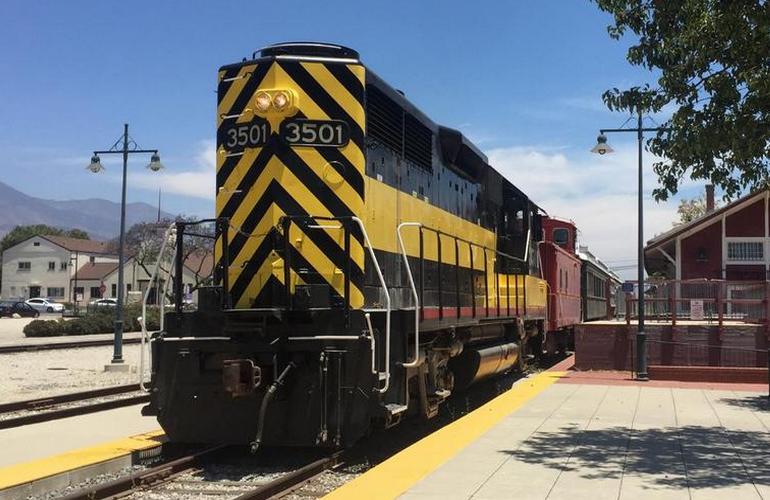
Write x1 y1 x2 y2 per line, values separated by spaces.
144 43 547 449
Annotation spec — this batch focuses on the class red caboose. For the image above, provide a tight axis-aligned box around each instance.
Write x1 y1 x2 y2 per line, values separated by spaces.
539 216 582 352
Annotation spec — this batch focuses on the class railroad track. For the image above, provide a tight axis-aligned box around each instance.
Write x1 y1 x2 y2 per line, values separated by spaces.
0 383 149 429
61 445 343 500
0 337 141 354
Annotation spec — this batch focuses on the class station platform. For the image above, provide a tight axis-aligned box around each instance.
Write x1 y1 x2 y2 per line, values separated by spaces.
0 404 162 498
328 357 770 499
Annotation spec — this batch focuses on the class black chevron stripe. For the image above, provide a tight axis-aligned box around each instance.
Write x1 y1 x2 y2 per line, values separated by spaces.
219 135 277 221
278 61 364 148
291 110 364 198
227 181 364 284
227 180 279 261
269 181 364 283
228 227 276 304
324 63 364 104
217 62 271 128
229 226 345 308
217 66 243 105
274 142 356 220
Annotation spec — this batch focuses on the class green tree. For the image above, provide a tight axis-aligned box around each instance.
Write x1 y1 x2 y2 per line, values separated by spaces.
592 0 770 201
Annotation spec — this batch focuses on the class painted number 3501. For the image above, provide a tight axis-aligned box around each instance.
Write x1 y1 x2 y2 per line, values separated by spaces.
280 119 350 147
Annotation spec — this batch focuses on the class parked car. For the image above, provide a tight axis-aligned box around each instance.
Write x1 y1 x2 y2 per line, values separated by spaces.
25 298 64 313
93 298 118 308
0 301 40 318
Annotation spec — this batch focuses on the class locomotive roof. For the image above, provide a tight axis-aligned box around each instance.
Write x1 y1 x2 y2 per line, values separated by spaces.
223 42 543 212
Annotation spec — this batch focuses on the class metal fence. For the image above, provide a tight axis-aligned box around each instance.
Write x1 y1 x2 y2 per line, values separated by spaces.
623 279 769 325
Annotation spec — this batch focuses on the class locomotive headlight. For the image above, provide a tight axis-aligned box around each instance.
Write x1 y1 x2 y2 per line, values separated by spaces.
254 91 272 113
272 91 291 111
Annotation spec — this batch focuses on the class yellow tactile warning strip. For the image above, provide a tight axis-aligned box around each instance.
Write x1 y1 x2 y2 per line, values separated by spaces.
324 370 566 500
0 430 165 490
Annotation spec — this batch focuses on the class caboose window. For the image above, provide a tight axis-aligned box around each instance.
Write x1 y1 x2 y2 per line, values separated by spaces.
553 228 569 246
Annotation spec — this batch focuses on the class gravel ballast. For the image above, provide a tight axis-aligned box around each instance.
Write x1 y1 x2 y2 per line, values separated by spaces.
1 344 143 402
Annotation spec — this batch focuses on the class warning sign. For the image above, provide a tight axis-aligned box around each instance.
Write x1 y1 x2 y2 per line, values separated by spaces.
690 299 704 321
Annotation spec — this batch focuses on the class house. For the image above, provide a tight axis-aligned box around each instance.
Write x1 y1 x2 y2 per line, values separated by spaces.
72 253 214 306
1 235 117 301
645 185 770 281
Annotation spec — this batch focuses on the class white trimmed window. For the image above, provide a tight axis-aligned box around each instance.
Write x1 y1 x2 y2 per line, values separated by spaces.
726 240 764 262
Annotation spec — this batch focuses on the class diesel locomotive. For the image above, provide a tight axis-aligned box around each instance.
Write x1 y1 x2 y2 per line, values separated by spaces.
143 42 548 450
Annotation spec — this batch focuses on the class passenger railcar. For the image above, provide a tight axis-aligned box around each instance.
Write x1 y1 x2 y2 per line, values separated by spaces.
143 43 547 450
579 246 622 321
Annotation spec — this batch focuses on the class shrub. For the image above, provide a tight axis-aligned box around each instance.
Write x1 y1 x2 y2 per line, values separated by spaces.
23 305 163 337
23 320 64 337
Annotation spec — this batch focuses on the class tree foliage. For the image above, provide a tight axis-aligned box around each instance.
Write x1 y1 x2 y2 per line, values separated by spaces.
1 224 89 252
593 0 770 201
674 195 716 225
116 216 214 295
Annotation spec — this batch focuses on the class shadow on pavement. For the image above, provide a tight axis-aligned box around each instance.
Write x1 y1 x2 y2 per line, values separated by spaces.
718 394 770 412
503 424 770 491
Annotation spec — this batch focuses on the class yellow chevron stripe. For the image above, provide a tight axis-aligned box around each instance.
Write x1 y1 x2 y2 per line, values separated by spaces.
287 223 364 308
346 64 365 85
217 64 257 128
272 64 365 177
225 156 364 269
232 255 285 308
216 147 261 214
230 203 283 269
300 62 365 132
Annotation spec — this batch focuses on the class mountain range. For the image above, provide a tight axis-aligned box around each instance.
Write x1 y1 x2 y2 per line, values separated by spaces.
0 181 174 240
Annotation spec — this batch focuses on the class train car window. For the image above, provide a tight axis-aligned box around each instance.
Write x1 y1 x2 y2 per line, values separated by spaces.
553 228 569 246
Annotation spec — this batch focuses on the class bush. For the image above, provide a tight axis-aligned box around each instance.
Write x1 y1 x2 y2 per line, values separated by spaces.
23 320 63 337
23 305 163 337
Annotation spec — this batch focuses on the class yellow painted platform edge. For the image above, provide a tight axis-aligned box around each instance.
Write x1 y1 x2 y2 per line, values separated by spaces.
324 371 565 500
0 430 165 490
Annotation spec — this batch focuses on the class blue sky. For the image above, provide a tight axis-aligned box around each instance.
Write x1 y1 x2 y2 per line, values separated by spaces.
0 1 706 276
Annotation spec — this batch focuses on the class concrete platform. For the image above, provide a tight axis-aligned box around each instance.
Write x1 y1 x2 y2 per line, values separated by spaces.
0 404 163 497
328 358 770 499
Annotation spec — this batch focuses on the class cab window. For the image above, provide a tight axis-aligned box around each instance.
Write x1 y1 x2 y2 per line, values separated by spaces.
553 228 569 246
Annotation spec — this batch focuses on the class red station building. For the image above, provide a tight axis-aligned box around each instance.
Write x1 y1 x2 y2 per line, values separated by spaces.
645 186 770 281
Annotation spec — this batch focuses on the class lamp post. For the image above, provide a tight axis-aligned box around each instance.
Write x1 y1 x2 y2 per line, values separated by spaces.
591 107 670 381
87 123 163 368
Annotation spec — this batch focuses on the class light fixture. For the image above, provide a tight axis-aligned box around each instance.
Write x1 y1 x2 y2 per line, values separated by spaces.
254 91 272 112
146 152 164 171
86 154 104 173
590 133 614 155
272 91 290 111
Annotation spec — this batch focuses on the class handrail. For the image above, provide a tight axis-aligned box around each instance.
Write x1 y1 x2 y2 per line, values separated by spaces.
279 215 391 393
350 216 391 394
397 222 421 368
139 223 176 392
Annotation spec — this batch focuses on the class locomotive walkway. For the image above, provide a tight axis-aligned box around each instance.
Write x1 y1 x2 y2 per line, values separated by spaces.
328 357 770 499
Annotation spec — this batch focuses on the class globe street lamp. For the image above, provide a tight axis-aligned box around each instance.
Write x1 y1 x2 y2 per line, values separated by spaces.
87 123 163 369
592 109 670 381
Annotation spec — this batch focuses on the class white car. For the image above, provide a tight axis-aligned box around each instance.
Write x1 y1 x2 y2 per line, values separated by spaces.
93 298 118 307
25 298 64 313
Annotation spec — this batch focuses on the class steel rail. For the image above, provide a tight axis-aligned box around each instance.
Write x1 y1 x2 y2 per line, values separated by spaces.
59 445 225 500
0 384 149 429
234 452 343 500
0 337 141 354
0 383 142 413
